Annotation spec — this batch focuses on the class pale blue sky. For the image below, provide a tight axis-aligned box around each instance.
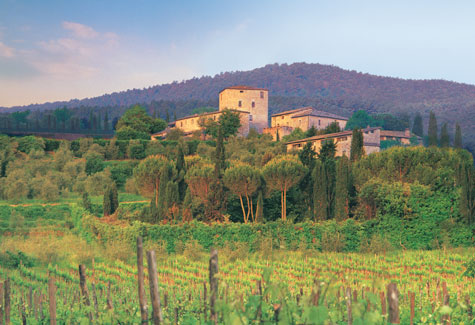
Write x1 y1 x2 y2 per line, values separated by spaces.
1 0 475 106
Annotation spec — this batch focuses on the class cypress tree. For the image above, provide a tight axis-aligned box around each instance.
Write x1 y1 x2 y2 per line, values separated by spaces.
176 144 187 201
103 186 112 216
440 123 449 147
350 129 365 162
208 125 227 220
276 129 280 142
324 159 336 219
157 166 169 219
165 109 170 123
104 111 109 131
110 182 119 214
334 156 351 221
313 160 328 221
82 192 92 213
454 123 462 149
173 111 177 122
460 163 475 225
165 181 179 220
412 113 423 137
428 111 438 146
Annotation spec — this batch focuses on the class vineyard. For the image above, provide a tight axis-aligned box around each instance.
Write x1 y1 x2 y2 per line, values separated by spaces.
0 241 474 324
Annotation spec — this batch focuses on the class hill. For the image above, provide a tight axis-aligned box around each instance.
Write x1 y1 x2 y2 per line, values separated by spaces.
2 62 475 151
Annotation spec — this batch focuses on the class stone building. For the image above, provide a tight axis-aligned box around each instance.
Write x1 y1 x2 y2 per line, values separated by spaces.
151 85 268 139
219 86 268 132
263 107 348 140
286 127 381 157
380 128 421 145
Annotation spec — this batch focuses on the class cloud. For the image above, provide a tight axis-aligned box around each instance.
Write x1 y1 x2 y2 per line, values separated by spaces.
0 41 15 58
62 21 99 39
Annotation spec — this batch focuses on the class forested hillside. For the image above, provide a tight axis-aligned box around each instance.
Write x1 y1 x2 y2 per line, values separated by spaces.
2 63 475 151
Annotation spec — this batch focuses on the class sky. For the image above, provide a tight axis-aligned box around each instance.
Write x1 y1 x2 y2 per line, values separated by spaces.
1 0 475 107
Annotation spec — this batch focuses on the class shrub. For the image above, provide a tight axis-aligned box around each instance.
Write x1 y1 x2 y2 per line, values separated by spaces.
462 258 475 278
359 234 394 254
0 250 37 268
320 231 346 252
182 239 205 262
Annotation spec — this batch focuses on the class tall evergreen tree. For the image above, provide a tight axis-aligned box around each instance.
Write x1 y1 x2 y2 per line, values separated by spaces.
110 182 119 214
412 113 423 137
318 140 336 162
454 123 462 149
208 125 227 220
176 144 187 201
334 156 351 221
460 163 475 225
350 129 365 162
104 111 109 131
165 109 170 123
313 160 327 221
255 190 264 222
428 111 438 146
440 123 449 148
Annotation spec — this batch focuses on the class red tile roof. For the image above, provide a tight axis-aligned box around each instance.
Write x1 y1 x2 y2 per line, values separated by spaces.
286 127 381 145
219 85 268 92
272 106 348 120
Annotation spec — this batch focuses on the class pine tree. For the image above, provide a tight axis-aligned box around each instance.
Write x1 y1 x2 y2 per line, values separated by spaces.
440 123 449 148
454 123 462 149
412 113 423 137
334 156 351 221
350 129 365 162
428 111 438 146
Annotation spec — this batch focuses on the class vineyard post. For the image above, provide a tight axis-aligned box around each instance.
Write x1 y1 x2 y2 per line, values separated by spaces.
209 248 218 325
380 291 386 317
91 283 99 318
410 291 415 325
346 287 352 325
441 282 449 324
465 295 472 319
28 287 33 316
4 279 10 325
137 237 148 324
48 278 56 325
0 282 3 325
107 282 113 310
78 264 93 322
147 250 163 324
387 283 400 324
203 281 207 321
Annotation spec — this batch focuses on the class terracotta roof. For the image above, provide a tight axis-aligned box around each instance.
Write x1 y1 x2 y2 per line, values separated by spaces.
174 109 249 122
219 85 268 93
380 130 410 138
272 107 348 120
286 127 381 145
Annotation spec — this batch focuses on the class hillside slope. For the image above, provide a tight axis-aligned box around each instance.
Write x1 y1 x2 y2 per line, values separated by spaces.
2 63 475 151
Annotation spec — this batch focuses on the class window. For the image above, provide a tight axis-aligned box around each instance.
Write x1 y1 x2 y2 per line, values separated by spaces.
299 119 302 125
282 116 284 120
252 101 255 108
260 91 264 98
180 122 183 127
238 100 242 107
249 115 253 121
318 120 321 126
240 90 244 93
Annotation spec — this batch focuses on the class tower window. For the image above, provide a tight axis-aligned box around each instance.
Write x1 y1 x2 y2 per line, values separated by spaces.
249 115 253 121
260 91 264 98
240 90 244 93
238 100 242 107
252 101 255 108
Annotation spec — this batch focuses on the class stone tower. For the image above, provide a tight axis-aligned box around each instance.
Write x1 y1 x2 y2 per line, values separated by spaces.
219 86 268 133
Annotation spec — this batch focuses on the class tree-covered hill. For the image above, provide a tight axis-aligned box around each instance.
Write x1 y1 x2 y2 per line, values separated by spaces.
2 62 475 151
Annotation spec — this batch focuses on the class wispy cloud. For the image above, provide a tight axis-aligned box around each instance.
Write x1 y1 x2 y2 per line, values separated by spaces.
0 41 15 58
62 21 99 39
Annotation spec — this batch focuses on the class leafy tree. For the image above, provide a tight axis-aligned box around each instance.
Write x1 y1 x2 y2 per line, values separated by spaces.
133 155 173 207
428 111 438 146
412 113 423 137
440 123 449 148
317 140 336 162
127 140 146 159
85 153 104 175
185 163 214 207
224 164 261 223
202 109 241 139
105 138 120 160
11 110 30 127
298 142 316 169
350 129 365 162
319 121 341 135
262 155 307 221
454 123 462 149
115 105 167 139
116 127 150 140
17 136 45 154
305 126 317 137
176 144 187 201
54 107 72 129
282 128 306 142
345 110 377 130
334 156 352 221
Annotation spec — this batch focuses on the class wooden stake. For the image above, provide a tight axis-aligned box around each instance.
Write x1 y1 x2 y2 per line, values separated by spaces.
91 283 99 318
203 281 207 321
107 281 113 311
147 250 163 324
410 291 415 325
346 287 352 325
48 278 56 325
78 264 93 322
137 237 148 324
441 282 450 325
0 282 4 325
387 283 400 324
209 248 218 324
4 279 10 325
465 294 472 319
380 291 386 316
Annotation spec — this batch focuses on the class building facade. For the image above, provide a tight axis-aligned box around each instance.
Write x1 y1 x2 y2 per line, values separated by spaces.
263 107 348 141
286 127 381 157
219 86 268 132
380 128 421 145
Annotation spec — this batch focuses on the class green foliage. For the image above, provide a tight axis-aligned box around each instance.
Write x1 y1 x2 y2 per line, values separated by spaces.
350 128 365 162
127 139 146 159
334 156 351 221
345 110 378 130
317 140 336 162
412 112 423 137
115 126 150 140
282 127 306 142
85 152 104 175
202 109 241 139
462 258 475 277
17 136 45 154
0 250 36 268
115 105 167 138
103 182 119 216
454 123 462 149
440 123 450 147
428 111 438 146
191 106 216 115
459 162 475 225
380 139 401 150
